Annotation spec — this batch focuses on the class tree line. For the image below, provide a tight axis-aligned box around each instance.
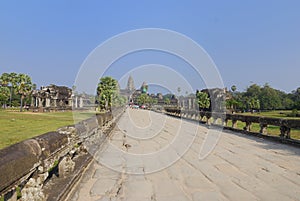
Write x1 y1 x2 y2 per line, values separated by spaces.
0 72 35 111
2 72 299 114
96 77 175 111
81 78 300 113
227 84 300 112
195 83 300 113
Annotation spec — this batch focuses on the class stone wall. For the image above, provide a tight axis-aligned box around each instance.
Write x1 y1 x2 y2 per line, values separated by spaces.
0 107 125 201
164 107 300 145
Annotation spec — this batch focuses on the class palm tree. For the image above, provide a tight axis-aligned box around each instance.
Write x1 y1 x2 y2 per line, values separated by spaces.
8 72 18 107
0 73 10 87
0 86 10 108
16 74 32 112
97 77 118 111
137 93 149 105
0 73 10 108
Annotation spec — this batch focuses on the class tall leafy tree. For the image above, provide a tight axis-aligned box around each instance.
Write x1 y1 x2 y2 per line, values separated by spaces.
226 98 240 112
0 73 10 87
137 93 150 105
196 90 210 111
0 86 10 108
164 97 171 105
0 73 10 108
245 84 261 98
8 72 18 107
291 87 300 109
259 84 281 110
16 74 33 112
0 72 21 107
97 77 118 111
248 97 260 112
112 95 127 107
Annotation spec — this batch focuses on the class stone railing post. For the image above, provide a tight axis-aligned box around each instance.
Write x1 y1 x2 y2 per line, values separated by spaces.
280 126 291 139
232 119 238 128
244 121 252 131
213 117 218 125
223 119 228 127
260 123 268 134
162 108 300 142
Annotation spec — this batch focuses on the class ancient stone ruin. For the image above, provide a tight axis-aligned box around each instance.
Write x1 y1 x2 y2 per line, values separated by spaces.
31 84 72 111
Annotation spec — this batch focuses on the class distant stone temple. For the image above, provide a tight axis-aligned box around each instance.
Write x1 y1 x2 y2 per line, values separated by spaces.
127 75 135 91
178 94 197 110
31 85 72 109
129 81 148 103
177 88 229 111
120 75 135 102
31 84 92 111
201 88 228 112
120 76 179 106
72 93 92 109
150 93 179 106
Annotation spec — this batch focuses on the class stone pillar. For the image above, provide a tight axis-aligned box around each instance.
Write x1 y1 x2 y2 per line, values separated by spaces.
35 97 38 107
191 98 195 110
46 98 51 107
223 119 228 127
31 97 34 107
260 123 268 134
75 96 78 108
232 119 238 128
244 121 252 131
38 98 43 107
191 113 195 120
79 97 83 108
206 117 211 125
280 126 291 139
188 99 192 110
68 98 72 106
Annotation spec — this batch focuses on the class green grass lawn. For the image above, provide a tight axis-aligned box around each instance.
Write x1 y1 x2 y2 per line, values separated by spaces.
0 110 95 149
240 110 299 119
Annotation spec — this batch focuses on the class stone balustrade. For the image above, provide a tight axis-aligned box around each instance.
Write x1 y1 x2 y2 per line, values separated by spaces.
164 107 300 143
0 107 125 201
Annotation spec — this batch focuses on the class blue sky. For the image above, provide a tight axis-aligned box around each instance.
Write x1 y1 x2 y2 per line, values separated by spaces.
0 0 299 94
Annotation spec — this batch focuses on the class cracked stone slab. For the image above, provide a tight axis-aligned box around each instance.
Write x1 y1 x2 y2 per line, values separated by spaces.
67 109 300 201
90 178 118 197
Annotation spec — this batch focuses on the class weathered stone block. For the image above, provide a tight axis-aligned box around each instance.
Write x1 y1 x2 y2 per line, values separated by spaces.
34 132 68 159
0 139 41 193
58 156 75 178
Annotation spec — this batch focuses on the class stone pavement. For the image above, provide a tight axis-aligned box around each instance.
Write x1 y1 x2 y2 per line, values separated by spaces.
67 109 300 201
